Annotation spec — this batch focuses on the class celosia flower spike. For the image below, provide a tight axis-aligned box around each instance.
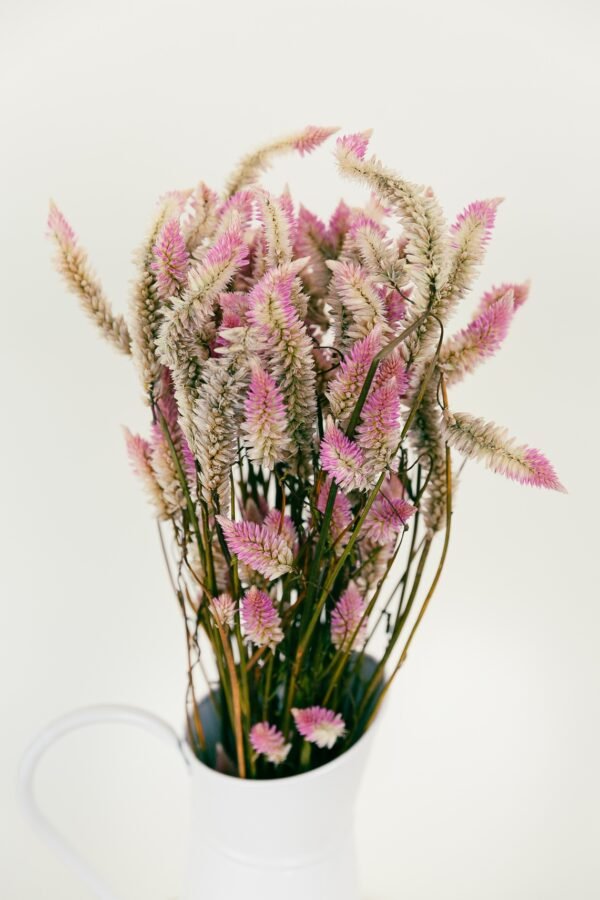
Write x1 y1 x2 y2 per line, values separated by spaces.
320 418 369 492
476 281 530 316
326 329 382 424
216 516 294 580
363 475 416 544
356 381 402 473
242 365 291 469
210 593 236 630
440 290 515 386
315 477 353 552
326 259 390 348
123 428 168 519
442 410 565 491
150 218 190 301
292 707 347 749
330 582 368 652
241 586 284 648
249 722 291 765
48 202 131 355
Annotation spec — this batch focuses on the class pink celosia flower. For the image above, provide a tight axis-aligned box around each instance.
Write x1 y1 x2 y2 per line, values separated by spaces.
316 477 353 552
476 281 530 316
326 199 352 253
326 329 382 423
210 593 236 630
320 419 368 492
151 218 190 301
249 722 291 765
291 125 340 156
241 586 284 648
363 476 416 544
216 516 294 580
440 290 515 386
263 509 299 554
356 381 401 471
383 287 408 326
293 205 332 296
123 427 167 518
242 365 291 469
372 349 410 397
214 190 255 235
47 200 75 247
450 198 502 249
327 258 390 345
335 130 372 162
330 582 368 652
442 410 565 491
292 706 346 749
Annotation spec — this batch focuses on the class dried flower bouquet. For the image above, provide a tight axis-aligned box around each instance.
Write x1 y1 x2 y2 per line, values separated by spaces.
49 125 563 778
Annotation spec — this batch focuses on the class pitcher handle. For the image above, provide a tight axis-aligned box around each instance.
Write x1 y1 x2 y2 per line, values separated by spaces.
18 704 189 900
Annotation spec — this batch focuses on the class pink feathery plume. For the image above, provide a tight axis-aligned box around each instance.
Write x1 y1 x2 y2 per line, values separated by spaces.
292 706 346 749
326 329 382 423
215 190 255 233
327 258 390 343
210 593 236 630
372 349 410 397
335 130 373 163
123 427 167 518
241 586 284 648
347 211 387 240
242 365 291 469
382 286 408 327
216 516 294 580
363 474 416 544
440 290 515 386
249 722 291 765
330 582 368 652
316 477 353 551
200 226 250 275
320 419 369 492
151 218 190 300
47 201 76 247
293 206 333 296
326 199 352 253
450 198 501 249
263 509 299 554
442 410 565 492
247 258 309 330
292 125 340 156
476 281 530 316
355 381 401 470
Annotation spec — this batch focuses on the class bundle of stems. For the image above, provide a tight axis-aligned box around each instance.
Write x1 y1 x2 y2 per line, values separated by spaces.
48 126 563 778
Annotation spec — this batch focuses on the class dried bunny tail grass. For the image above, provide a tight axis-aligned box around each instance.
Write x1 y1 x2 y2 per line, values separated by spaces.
439 290 515 386
48 202 131 355
334 133 449 315
224 125 339 197
442 410 565 491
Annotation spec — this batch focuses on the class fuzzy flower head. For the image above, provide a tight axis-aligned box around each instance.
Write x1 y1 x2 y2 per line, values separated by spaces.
292 125 340 156
292 706 347 749
356 381 402 472
363 476 416 544
335 130 372 163
249 722 291 765
320 418 368 492
476 281 530 316
216 516 294 581
242 364 291 469
151 218 190 301
330 582 368 652
326 328 382 424
210 593 236 630
241 586 284 649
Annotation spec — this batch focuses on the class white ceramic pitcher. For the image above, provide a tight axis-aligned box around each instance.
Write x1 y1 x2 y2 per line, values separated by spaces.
19 701 378 900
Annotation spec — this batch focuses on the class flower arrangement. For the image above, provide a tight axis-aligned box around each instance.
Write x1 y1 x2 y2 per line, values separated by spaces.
48 125 563 779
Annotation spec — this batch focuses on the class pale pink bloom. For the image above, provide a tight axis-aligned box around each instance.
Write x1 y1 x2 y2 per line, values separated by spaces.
326 199 352 253
450 198 502 249
335 130 372 162
291 125 339 156
210 593 236 630
249 722 291 765
327 258 390 345
292 706 346 749
356 381 401 471
316 477 353 552
255 188 294 267
440 291 515 386
330 582 368 652
242 365 291 469
442 410 565 491
382 287 408 326
151 218 190 300
320 419 369 492
372 349 410 397
241 586 284 648
293 205 332 296
326 329 382 424
263 509 299 554
214 190 255 235
123 428 167 518
363 476 416 544
216 516 294 580
476 281 530 316
47 201 75 247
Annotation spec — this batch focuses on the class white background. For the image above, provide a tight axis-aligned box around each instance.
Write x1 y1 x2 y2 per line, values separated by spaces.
1 0 599 897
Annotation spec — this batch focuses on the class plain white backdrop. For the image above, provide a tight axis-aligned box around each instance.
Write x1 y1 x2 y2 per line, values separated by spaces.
1 0 599 897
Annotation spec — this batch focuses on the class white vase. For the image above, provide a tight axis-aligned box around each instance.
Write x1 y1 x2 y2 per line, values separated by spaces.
19 700 378 900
